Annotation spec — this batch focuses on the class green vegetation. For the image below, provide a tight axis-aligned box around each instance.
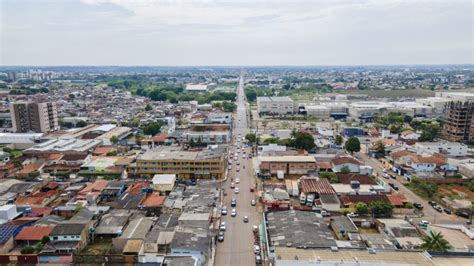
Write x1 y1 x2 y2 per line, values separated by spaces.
368 200 394 217
421 231 452 252
320 172 338 183
335 135 343 146
212 101 237 112
141 121 164 136
345 136 361 154
144 104 153 111
9 86 49 95
245 133 258 144
405 177 438 200
340 166 351 174
245 83 332 102
410 120 441 141
21 246 35 254
373 141 386 155
288 131 316 151
110 135 119 145
355 202 369 215
76 120 88 127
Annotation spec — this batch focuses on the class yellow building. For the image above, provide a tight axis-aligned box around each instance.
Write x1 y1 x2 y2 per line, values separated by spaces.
128 146 225 180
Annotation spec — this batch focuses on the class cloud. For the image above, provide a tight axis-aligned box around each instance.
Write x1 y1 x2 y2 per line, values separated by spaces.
1 0 472 65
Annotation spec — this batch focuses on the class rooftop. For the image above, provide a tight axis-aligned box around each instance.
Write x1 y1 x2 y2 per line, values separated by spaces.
266 210 336 248
259 155 316 163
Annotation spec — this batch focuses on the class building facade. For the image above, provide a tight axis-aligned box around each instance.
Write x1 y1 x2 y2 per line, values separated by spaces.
441 101 474 144
10 102 58 133
257 97 294 115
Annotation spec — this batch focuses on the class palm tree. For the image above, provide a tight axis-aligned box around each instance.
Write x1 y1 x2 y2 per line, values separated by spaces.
421 231 451 252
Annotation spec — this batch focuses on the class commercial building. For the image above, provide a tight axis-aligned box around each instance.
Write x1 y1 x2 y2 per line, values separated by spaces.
441 101 474 144
129 146 225 180
257 96 294 115
258 155 317 176
10 102 58 133
183 131 231 144
185 84 208 92
415 141 468 157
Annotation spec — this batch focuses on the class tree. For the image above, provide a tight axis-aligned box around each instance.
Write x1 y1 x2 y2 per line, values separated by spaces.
419 123 440 142
145 104 153 111
141 121 163 136
340 166 351 174
135 133 144 145
335 135 343 146
110 135 119 145
355 202 369 215
373 141 386 154
320 172 338 183
76 120 88 127
368 200 394 217
345 137 361 154
389 124 402 134
245 89 257 102
222 101 237 112
263 137 279 145
421 231 452 252
245 133 257 144
21 246 35 254
289 132 316 151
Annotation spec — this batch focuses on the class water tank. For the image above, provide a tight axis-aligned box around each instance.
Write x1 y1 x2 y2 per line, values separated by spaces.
350 180 360 190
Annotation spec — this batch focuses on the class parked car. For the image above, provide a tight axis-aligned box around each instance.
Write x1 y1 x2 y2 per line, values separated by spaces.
218 231 225 242
414 203 424 210
455 210 471 219
388 183 399 191
433 205 443 213
347 212 359 218
220 222 226 231
419 220 430 226
444 208 452 215
230 182 235 188
231 209 237 217
253 245 261 254
231 198 237 207
243 216 249 222
250 187 255 192
221 206 228 215
255 255 262 265
235 187 240 194
235 178 240 184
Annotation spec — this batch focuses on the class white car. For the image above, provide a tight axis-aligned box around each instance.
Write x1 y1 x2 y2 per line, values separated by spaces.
228 166 232 170
243 216 249 222
242 154 246 159
253 245 261 254
230 182 235 188
251 199 256 206
221 206 228 215
220 222 226 231
235 187 240 194
236 167 240 172
235 178 240 184
231 209 237 217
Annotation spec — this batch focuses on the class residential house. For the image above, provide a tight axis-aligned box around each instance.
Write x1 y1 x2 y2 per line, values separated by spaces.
76 179 109 202
299 178 340 211
15 190 59 207
45 223 88 253
14 226 54 247
400 130 420 140
415 141 468 157
331 157 361 173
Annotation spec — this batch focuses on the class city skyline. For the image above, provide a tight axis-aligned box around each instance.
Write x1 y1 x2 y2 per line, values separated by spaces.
1 0 473 66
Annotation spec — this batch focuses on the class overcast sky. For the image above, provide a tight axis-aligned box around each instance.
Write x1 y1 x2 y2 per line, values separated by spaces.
1 0 472 66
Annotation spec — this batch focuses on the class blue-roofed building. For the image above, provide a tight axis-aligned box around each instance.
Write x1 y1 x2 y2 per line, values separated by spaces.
0 224 21 253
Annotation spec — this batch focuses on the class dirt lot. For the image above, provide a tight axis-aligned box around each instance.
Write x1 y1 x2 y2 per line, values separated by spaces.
438 184 474 201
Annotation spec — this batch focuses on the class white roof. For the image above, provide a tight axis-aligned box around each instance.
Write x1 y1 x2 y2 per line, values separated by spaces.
94 124 117 132
259 156 316 163
186 84 208 91
152 174 176 184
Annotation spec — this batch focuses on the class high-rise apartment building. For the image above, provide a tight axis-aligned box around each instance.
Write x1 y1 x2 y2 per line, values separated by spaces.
10 102 58 133
441 101 474 144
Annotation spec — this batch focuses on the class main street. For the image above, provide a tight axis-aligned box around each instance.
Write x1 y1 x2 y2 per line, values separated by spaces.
215 74 260 265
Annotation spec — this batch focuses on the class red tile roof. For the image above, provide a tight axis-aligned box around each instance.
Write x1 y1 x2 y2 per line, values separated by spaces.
15 190 59 206
390 150 415 159
299 178 335 194
140 193 166 207
15 226 54 241
387 193 408 206
336 173 378 185
331 157 361 166
318 162 332 170
152 134 168 142
340 194 389 205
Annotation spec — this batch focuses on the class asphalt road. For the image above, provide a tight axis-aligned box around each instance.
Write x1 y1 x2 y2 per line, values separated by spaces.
215 75 260 266
358 151 469 225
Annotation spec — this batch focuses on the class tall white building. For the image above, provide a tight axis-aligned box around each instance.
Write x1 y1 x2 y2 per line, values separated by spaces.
257 96 294 115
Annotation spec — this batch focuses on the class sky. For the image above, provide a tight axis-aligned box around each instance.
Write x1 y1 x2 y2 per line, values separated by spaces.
0 0 473 66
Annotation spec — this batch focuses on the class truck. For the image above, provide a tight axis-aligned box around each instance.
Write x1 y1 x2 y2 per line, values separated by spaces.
299 192 306 205
306 193 315 207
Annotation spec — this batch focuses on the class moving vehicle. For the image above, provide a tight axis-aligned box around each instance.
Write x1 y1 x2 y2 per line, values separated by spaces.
419 220 430 226
218 231 225 242
230 182 235 189
231 209 237 217
235 187 240 194
243 216 249 222
236 167 240 172
388 182 399 191
221 206 228 215
255 255 262 265
250 186 255 192
231 198 237 207
251 199 256 206
235 178 240 184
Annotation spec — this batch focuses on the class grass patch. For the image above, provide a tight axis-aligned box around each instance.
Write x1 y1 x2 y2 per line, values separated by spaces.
10 150 23 158
81 240 113 255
